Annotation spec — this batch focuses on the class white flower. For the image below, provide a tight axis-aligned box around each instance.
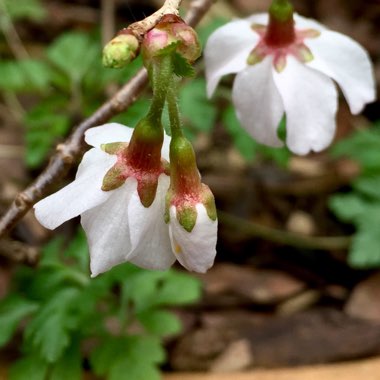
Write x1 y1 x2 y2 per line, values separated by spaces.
34 123 176 277
205 13 376 155
168 202 217 274
162 135 218 273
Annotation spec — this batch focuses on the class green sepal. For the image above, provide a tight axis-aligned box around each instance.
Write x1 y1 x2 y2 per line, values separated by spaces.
201 184 217 222
138 181 159 208
101 142 128 155
156 41 180 57
149 42 195 78
102 165 125 191
177 205 198 232
164 191 172 224
172 51 195 78
247 49 265 66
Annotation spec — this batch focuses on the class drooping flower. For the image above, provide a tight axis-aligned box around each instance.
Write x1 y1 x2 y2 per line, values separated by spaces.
165 136 217 273
204 2 376 155
34 122 176 277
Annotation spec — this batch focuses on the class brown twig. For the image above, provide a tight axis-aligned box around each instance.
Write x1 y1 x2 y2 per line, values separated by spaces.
0 0 30 60
101 0 116 47
219 211 352 251
128 0 182 41
0 238 39 264
0 0 215 239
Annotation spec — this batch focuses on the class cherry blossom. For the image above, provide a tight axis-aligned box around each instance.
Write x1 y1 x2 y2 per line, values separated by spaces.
205 12 376 155
34 123 175 277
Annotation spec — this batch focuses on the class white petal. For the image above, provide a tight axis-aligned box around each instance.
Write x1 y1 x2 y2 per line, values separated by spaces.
81 179 136 277
75 147 114 178
168 204 217 273
294 14 328 32
129 175 175 270
273 56 338 155
85 123 134 148
127 174 170 253
161 132 171 162
232 57 284 148
305 30 376 114
246 13 268 25
34 150 116 229
204 19 259 97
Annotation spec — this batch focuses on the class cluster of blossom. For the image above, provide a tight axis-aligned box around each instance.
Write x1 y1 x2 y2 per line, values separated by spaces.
34 16 217 277
34 0 376 277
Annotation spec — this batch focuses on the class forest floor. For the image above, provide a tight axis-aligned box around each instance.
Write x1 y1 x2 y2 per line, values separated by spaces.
1 0 380 378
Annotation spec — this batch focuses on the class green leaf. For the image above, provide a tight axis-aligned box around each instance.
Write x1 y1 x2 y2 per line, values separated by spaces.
0 296 39 347
18 60 52 92
331 128 380 173
4 0 46 21
24 99 70 168
353 175 380 201
179 78 217 133
47 32 98 82
25 287 81 362
127 335 165 364
172 52 195 78
84 56 143 95
109 358 161 380
9 354 48 380
0 59 51 92
329 193 370 223
49 340 82 380
90 336 165 377
222 105 257 162
0 61 26 91
90 337 129 376
64 228 89 272
112 98 151 127
349 207 380 268
153 271 202 306
138 310 182 337
121 271 168 312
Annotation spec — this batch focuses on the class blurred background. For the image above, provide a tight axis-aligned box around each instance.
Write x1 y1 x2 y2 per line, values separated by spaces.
0 0 379 379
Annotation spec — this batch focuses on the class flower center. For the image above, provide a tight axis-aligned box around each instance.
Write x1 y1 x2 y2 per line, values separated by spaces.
248 24 320 72
101 141 169 207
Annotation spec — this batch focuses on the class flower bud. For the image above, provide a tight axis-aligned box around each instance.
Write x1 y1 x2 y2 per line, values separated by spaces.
142 14 201 64
103 30 140 68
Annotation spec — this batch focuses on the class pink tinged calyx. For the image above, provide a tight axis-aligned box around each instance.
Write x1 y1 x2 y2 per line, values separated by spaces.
247 0 320 72
142 14 201 64
101 118 168 207
165 136 217 232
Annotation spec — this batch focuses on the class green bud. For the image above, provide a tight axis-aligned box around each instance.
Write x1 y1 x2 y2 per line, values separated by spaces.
102 32 140 69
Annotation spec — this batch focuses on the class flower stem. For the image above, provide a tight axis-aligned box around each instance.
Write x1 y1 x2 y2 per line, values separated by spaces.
167 77 184 139
266 0 295 46
147 54 173 122
269 0 293 22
